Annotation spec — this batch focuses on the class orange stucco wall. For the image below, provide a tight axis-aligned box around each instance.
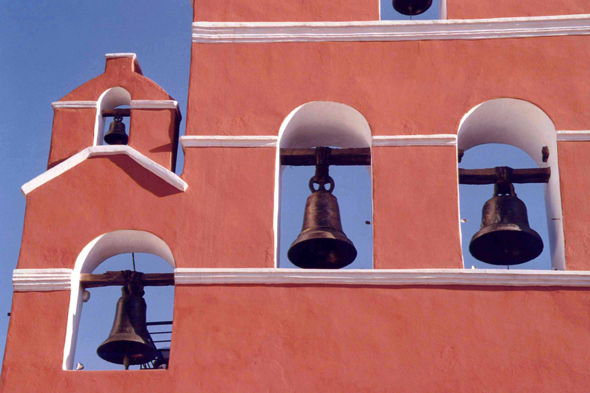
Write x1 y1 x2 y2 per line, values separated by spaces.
192 0 378 22
187 36 590 139
3 286 590 392
558 142 590 271
447 0 590 19
373 146 462 268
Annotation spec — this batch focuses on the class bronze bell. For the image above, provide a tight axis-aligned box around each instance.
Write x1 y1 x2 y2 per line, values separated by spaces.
469 182 543 265
97 276 157 369
288 148 357 269
392 0 433 16
104 116 129 145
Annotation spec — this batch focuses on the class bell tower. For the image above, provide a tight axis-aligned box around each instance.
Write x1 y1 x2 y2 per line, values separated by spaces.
4 0 590 391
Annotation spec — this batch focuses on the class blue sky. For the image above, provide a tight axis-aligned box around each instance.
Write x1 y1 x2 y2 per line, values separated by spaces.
0 0 549 371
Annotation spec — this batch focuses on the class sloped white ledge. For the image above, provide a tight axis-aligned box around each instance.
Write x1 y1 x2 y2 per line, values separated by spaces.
192 14 590 44
13 268 590 291
21 145 188 195
174 268 590 287
13 269 72 292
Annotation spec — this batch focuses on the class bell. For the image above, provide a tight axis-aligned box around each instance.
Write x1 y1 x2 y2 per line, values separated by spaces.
392 0 433 16
97 281 157 369
288 164 357 269
104 116 128 145
469 182 543 265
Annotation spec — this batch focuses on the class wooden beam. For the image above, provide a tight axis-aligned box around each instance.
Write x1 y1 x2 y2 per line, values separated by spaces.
281 148 371 166
80 271 174 288
101 109 131 117
459 167 550 185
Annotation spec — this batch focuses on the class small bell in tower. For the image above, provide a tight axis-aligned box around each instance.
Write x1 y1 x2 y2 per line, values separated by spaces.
97 271 157 369
392 0 433 16
469 181 544 265
287 147 357 269
104 116 129 145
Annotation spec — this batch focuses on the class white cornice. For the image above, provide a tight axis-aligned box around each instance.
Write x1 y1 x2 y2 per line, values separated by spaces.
130 100 179 109
557 130 590 141
180 135 456 148
21 145 188 195
192 14 590 44
13 269 72 292
51 101 98 109
372 134 456 146
174 268 590 287
14 268 590 291
180 135 278 148
52 100 178 110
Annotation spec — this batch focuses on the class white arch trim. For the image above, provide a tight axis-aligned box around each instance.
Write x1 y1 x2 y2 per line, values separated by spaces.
274 101 372 267
63 230 175 370
457 98 565 270
21 145 188 196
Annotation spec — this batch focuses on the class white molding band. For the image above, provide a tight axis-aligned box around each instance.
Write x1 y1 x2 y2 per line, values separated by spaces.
21 145 188 195
51 101 98 109
14 268 590 291
192 14 590 44
557 130 590 141
372 134 456 146
180 135 278 148
175 268 590 287
130 100 179 109
180 135 455 148
52 100 178 110
13 269 73 292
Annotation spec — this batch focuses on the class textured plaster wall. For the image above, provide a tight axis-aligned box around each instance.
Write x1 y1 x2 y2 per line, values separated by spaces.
187 37 590 139
3 286 590 392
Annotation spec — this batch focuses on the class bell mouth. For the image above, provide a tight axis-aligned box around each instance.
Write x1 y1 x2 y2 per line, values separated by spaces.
392 0 433 16
288 228 357 269
97 340 158 365
469 223 544 265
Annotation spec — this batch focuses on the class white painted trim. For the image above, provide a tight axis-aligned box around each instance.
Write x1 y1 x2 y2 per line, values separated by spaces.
130 100 179 109
180 135 278 148
372 134 456 146
174 268 590 287
51 101 97 109
105 53 137 60
16 268 590 290
180 134 457 148
13 269 72 292
557 130 590 141
51 100 179 110
192 14 590 43
21 145 188 195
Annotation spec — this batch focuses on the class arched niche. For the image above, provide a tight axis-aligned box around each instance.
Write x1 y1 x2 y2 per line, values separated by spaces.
63 230 175 370
275 101 373 268
457 98 565 270
94 87 131 146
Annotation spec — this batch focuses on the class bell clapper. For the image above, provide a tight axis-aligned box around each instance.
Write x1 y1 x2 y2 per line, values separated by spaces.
124 355 130 371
